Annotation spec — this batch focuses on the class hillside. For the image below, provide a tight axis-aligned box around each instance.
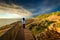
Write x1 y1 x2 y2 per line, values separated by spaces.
27 11 60 40
0 11 60 40
0 19 35 40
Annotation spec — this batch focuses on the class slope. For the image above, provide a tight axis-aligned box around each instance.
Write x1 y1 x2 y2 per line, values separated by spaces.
27 11 60 40
0 18 35 40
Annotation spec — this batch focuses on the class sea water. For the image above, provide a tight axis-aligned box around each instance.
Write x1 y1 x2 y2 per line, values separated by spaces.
0 19 20 27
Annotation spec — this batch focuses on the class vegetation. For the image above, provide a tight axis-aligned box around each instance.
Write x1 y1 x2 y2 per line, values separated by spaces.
36 14 50 19
57 23 60 28
29 20 55 35
27 11 60 40
0 11 60 40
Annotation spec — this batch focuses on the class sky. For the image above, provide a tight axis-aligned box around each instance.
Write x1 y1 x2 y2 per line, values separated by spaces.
0 0 60 26
0 0 60 17
10 0 60 16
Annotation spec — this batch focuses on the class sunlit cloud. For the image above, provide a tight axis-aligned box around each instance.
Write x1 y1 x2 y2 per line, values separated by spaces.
0 3 32 18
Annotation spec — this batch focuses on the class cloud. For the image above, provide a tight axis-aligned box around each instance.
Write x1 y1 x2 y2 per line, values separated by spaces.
38 7 55 13
28 6 56 16
0 3 32 18
22 0 60 16
0 0 60 17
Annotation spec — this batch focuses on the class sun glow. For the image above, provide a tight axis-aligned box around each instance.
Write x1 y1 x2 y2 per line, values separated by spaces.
0 13 19 18
0 13 29 19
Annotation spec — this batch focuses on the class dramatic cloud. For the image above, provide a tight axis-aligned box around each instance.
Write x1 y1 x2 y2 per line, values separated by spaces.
0 3 32 18
0 0 60 17
21 0 60 16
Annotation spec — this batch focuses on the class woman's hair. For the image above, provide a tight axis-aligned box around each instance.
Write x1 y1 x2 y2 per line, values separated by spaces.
23 18 25 20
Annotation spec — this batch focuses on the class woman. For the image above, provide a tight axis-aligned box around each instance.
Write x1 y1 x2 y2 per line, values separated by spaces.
22 18 25 28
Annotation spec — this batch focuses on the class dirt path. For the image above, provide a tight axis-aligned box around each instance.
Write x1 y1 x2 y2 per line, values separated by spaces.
14 23 34 40
24 29 34 40
15 28 34 40
0 22 35 40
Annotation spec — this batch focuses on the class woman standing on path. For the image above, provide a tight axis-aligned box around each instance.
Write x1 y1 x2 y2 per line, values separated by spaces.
22 18 25 29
